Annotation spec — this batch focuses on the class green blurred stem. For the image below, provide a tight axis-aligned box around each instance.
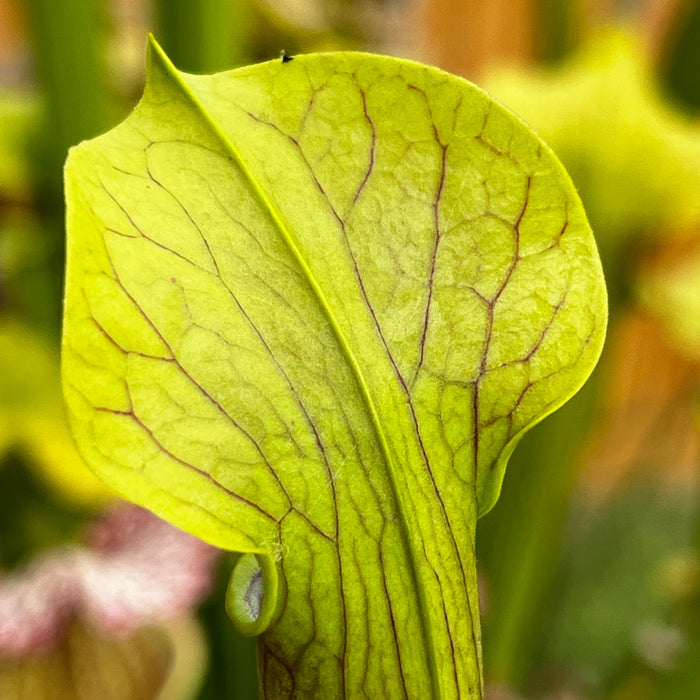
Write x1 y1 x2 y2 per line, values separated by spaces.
661 0 700 112
477 364 602 687
25 0 111 333
539 0 577 62
25 0 109 198
196 555 259 700
154 0 251 74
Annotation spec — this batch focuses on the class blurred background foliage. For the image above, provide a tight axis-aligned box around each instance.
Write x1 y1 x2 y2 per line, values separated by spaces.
0 0 698 698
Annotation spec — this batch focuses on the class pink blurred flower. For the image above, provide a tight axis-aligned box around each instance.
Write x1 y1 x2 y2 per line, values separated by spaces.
0 503 220 658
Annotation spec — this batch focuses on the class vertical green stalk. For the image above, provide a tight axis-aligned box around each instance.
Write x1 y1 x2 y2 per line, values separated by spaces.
660 0 700 111
26 0 109 200
538 0 578 62
154 0 251 74
25 0 110 332
196 556 259 700
478 368 602 687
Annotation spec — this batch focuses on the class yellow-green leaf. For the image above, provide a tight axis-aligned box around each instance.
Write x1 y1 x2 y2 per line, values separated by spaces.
62 38 606 699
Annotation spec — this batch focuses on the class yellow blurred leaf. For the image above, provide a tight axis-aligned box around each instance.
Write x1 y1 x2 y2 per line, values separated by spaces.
485 29 700 246
0 91 38 204
157 616 209 700
640 239 700 359
0 319 112 506
0 620 172 700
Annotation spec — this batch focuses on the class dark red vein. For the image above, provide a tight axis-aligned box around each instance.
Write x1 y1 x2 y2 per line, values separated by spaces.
352 83 376 205
93 403 278 523
413 134 448 385
378 540 410 700
473 175 532 485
